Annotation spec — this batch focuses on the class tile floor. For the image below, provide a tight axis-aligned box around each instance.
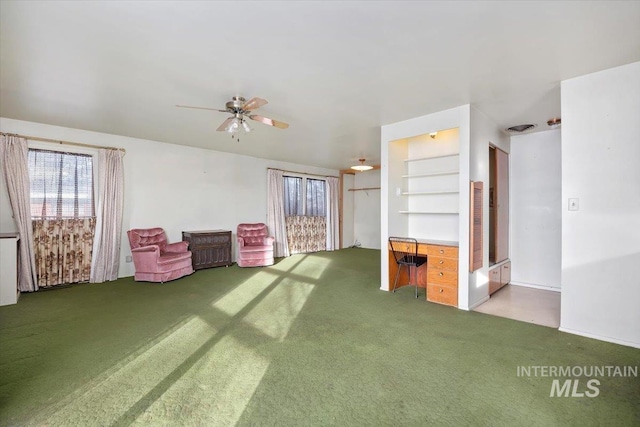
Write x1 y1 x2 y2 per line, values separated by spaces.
474 284 561 328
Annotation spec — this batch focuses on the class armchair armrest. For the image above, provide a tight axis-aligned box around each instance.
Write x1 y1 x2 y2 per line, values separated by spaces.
164 241 189 253
263 236 275 245
131 245 161 272
131 245 160 254
237 237 246 247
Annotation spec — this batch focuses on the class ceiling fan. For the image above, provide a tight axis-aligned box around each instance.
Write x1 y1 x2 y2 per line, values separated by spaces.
176 96 289 141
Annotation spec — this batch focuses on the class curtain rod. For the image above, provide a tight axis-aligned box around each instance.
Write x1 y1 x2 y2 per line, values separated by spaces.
268 167 338 179
1 132 126 153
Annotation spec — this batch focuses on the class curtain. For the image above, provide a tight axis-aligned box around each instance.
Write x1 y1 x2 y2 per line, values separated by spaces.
286 216 326 254
91 149 124 283
267 169 289 257
33 218 95 287
326 176 339 251
0 134 38 292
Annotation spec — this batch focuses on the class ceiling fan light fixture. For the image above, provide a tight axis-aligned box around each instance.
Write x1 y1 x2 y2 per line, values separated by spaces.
241 120 252 133
351 158 373 172
225 117 241 133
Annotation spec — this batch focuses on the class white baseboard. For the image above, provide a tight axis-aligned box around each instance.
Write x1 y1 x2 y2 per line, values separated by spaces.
558 327 640 349
510 281 561 292
468 295 490 310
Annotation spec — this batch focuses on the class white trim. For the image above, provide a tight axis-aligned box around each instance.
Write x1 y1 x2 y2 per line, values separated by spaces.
468 295 490 310
510 280 561 292
559 327 640 349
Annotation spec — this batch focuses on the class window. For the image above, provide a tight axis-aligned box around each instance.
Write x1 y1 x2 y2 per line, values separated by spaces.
283 175 326 217
284 176 303 216
306 178 326 216
28 149 95 219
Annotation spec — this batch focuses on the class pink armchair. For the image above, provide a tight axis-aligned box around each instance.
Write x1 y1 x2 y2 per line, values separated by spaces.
237 223 275 267
127 228 194 283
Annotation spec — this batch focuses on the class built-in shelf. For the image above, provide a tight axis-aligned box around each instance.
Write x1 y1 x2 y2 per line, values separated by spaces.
402 171 459 178
398 211 459 214
404 153 459 162
401 190 459 196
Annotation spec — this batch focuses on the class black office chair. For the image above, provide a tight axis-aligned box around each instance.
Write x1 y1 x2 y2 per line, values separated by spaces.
389 237 428 298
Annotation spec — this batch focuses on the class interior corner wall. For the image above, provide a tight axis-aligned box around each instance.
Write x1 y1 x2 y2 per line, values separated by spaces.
353 169 381 249
560 61 640 348
468 107 509 309
510 129 561 289
0 118 338 280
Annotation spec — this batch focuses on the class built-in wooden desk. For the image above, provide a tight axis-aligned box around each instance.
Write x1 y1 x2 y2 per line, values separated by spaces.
388 238 459 307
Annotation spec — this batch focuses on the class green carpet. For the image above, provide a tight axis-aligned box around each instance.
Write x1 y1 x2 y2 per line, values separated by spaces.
0 248 638 426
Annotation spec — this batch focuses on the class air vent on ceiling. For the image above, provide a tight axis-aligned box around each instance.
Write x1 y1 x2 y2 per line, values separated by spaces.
505 124 537 133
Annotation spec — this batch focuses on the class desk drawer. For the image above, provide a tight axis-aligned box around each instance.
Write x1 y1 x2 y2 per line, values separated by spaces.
427 284 458 307
426 245 459 258
429 256 458 271
427 268 458 287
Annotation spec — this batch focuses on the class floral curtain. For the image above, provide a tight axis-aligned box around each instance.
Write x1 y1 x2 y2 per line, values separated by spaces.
33 218 96 287
286 216 326 254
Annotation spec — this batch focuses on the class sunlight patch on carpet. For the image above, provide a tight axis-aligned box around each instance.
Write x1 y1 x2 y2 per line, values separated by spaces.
211 270 279 316
27 316 217 426
243 278 315 341
290 256 331 280
131 335 269 426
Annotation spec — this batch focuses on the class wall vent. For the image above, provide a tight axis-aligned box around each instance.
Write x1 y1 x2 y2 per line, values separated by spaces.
505 124 537 133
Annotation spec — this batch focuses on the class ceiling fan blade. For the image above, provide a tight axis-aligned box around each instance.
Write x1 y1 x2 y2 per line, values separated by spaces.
176 104 227 113
249 114 289 129
216 117 234 132
242 97 268 111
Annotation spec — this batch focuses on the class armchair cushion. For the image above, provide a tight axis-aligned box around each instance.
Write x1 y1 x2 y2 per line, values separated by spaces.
127 228 194 283
237 223 274 267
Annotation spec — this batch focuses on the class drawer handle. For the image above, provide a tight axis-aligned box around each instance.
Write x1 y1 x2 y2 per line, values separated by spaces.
439 288 443 293
503 266 509 269
439 272 444 276
439 260 444 264
439 249 444 254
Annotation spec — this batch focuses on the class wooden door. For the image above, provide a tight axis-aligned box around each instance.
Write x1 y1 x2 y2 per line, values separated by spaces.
494 147 509 263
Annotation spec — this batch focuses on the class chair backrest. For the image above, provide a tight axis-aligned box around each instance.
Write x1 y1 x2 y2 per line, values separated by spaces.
388 237 419 265
128 228 168 251
237 223 269 246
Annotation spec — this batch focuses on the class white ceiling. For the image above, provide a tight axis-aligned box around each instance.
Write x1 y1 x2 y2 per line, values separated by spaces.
1 1 639 170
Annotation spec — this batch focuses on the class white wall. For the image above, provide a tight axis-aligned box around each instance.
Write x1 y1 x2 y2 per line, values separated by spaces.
0 118 338 279
468 107 510 309
353 169 380 249
510 129 561 289
560 61 640 348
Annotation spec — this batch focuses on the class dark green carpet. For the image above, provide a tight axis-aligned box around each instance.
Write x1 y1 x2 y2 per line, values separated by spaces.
0 248 638 426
